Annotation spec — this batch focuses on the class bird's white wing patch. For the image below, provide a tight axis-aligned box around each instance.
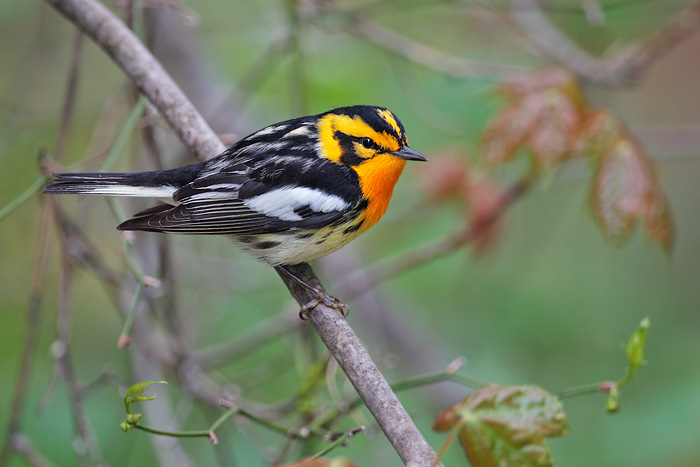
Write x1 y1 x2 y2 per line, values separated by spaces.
244 187 350 221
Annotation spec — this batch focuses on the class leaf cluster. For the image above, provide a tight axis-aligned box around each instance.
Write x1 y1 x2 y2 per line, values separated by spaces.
481 68 674 251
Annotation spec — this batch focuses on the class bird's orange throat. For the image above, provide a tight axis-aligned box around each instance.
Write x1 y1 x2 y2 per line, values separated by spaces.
354 154 407 231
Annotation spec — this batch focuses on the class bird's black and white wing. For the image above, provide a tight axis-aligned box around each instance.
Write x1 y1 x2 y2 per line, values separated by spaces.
117 155 362 235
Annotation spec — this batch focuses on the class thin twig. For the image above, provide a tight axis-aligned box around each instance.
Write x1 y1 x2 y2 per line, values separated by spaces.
118 281 145 348
54 31 83 162
309 426 366 460
0 204 53 466
133 406 240 444
0 176 46 222
339 13 528 80
557 382 610 400
47 208 124 301
53 201 105 466
78 365 126 397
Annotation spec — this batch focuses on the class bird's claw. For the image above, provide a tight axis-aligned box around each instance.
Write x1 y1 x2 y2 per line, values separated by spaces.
299 294 349 320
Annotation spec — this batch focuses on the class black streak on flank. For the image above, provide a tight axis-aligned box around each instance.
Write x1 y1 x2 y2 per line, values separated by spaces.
332 198 368 227
343 220 364 235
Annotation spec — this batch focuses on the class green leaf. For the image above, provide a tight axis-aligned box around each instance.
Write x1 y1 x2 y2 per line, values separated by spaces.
605 317 650 412
625 317 650 378
124 380 167 413
121 381 167 432
434 385 569 466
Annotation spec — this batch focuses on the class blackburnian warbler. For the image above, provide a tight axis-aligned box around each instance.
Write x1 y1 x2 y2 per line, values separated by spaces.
43 105 427 312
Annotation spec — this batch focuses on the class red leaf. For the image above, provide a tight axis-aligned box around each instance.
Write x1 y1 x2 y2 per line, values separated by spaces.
482 98 540 167
482 68 587 172
586 112 675 251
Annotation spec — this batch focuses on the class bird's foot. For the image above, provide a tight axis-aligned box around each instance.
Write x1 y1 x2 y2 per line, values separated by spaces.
299 294 349 320
275 265 349 320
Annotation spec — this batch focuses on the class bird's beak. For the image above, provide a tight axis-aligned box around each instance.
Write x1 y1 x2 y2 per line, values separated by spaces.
392 146 428 161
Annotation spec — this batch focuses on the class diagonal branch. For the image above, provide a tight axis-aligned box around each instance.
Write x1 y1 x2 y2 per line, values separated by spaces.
42 0 439 464
277 264 440 467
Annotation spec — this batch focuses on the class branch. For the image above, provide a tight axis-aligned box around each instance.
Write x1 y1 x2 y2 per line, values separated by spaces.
340 14 527 80
277 264 439 467
44 0 439 464
511 0 700 84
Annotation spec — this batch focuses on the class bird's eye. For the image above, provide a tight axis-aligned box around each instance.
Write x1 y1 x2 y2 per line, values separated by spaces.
361 137 375 149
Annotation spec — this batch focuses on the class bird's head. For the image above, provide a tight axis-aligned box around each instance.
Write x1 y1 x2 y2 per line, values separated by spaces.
316 105 427 230
316 105 427 167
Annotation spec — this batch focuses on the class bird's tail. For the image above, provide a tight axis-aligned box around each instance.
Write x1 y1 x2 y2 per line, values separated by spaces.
42 164 204 198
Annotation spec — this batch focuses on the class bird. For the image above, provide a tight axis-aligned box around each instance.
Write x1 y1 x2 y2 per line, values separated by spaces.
43 105 427 315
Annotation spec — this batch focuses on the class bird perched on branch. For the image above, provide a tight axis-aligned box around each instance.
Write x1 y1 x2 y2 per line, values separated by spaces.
44 105 427 314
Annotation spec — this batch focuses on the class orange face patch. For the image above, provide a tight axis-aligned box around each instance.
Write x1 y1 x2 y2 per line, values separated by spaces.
353 153 407 231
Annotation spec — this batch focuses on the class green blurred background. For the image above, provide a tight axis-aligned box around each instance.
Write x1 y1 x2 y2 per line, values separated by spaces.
1 0 699 465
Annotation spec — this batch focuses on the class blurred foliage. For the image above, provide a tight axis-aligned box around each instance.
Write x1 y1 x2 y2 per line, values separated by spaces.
1 0 700 466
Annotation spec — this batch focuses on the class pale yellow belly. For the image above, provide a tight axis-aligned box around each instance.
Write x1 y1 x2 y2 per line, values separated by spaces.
233 219 366 266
